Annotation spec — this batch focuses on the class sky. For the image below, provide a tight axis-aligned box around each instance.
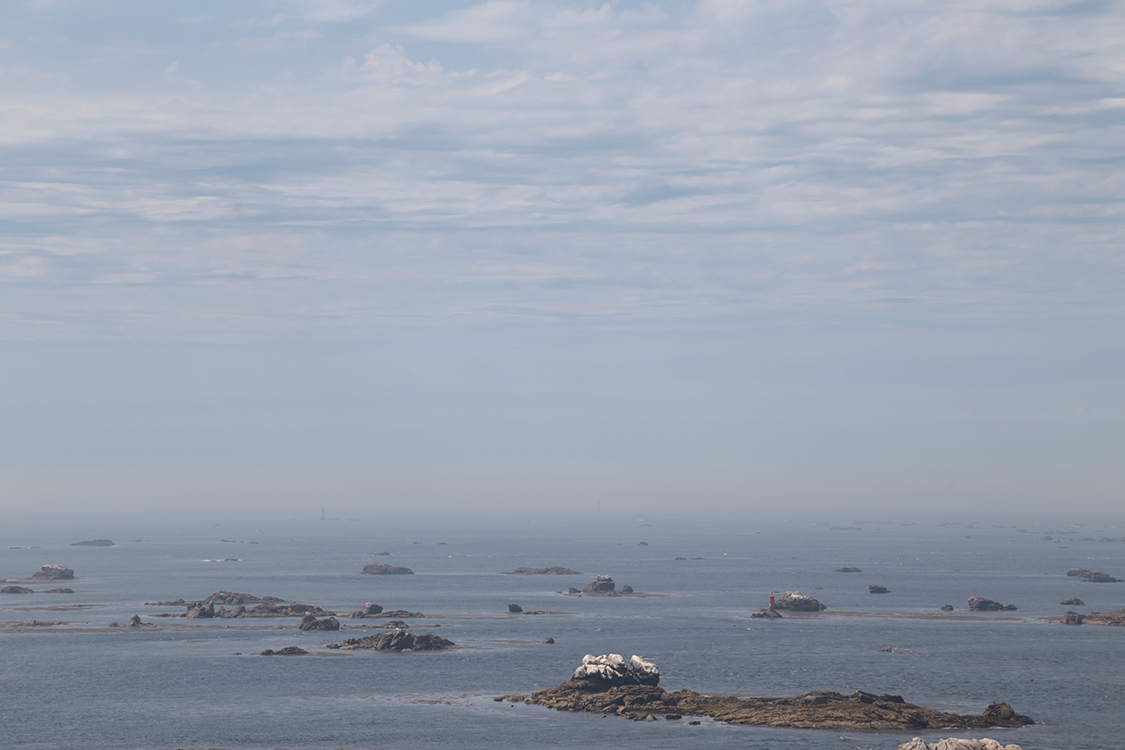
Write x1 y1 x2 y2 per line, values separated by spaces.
1 0 1123 525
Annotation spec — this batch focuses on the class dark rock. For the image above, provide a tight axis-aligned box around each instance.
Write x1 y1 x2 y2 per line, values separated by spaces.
362 562 414 575
1061 598 1085 606
1080 571 1123 583
584 575 616 594
940 604 954 611
568 586 580 594
206 591 284 606
503 567 582 575
185 602 215 618
298 614 340 631
349 602 385 618
621 585 634 593
869 585 891 594
542 638 555 643
40 588 73 594
1062 611 1086 625
325 629 454 652
1 585 34 594
750 608 782 619
508 603 523 613
127 615 143 627
70 539 115 547
31 565 74 580
773 591 827 611
109 621 120 627
967 597 1017 611
373 551 391 556
833 567 862 573
260 646 308 655
637 541 649 546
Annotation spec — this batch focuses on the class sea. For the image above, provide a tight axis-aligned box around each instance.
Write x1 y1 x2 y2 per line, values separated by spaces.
2 515 1123 750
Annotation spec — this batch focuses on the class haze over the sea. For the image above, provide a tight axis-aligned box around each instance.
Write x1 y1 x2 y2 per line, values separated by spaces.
2 1 1122 525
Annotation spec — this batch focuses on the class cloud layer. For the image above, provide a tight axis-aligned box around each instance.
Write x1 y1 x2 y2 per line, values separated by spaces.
1 1 1122 516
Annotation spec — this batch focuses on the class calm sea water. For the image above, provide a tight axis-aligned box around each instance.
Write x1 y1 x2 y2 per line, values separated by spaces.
2 518 1123 750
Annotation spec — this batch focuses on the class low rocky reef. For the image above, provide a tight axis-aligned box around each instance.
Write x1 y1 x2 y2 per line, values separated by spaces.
568 575 644 596
869 585 891 594
515 654 1034 731
1067 568 1123 583
1059 610 1125 626
1 585 34 594
146 591 332 619
325 629 454 652
834 567 862 573
70 539 115 547
362 562 415 575
968 597 1017 611
259 647 308 656
502 566 582 575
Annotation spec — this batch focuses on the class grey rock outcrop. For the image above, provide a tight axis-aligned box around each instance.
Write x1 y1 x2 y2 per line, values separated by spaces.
898 738 1023 750
508 603 523 612
773 591 827 611
326 629 453 652
31 565 74 580
70 539 115 547
869 585 890 594
298 614 340 631
584 575 616 594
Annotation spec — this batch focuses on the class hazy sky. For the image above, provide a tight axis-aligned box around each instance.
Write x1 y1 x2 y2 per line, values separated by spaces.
2 0 1122 522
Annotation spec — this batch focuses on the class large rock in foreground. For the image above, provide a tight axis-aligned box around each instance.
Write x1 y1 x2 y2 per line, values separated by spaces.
31 565 74 580
899 739 1023 750
520 656 1034 730
362 563 415 575
773 591 827 611
325 629 453 652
